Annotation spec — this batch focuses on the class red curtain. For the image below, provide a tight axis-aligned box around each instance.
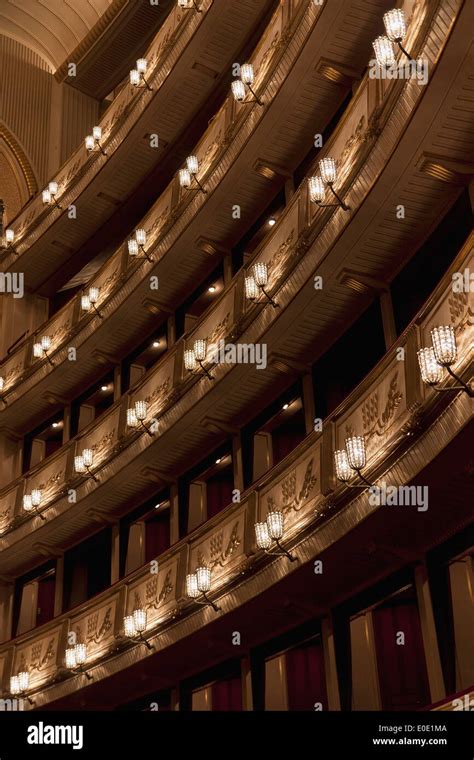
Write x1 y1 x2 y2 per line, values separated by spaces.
272 414 306 466
206 467 234 520
373 599 431 710
211 676 242 711
145 511 170 562
286 639 328 711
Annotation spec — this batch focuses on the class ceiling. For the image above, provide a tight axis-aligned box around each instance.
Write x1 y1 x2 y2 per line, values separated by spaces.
0 0 113 70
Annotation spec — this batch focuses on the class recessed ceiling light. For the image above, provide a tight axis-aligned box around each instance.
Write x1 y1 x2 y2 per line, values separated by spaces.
282 403 289 410
52 422 59 428
152 340 160 348
101 385 108 392
208 285 216 293
268 217 276 226
215 458 221 464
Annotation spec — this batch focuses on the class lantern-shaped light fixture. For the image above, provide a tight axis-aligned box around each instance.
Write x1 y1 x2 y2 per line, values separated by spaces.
254 510 296 561
178 0 202 11
85 125 106 156
2 227 16 253
10 671 34 704
81 286 102 318
334 435 374 487
382 8 413 59
123 608 153 649
65 643 92 679
184 339 214 380
74 448 99 482
42 181 62 209
130 58 153 91
309 157 350 211
231 62 263 105
33 335 54 365
308 176 325 204
417 326 472 395
127 399 155 437
179 156 206 194
244 262 278 308
128 227 152 262
23 489 45 520
186 567 220 611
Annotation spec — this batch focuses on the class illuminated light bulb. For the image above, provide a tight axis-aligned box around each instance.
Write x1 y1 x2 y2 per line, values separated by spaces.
253 262 268 287
48 181 58 196
383 8 406 41
65 647 77 669
245 276 258 301
334 450 351 482
124 615 136 637
240 63 254 85
31 490 41 507
186 155 199 175
319 157 337 185
18 672 29 691
186 573 200 598
308 176 325 203
82 449 93 467
74 455 86 473
282 403 289 410
10 676 20 695
33 343 43 358
417 347 444 385
81 295 91 312
193 339 207 362
5 229 14 243
130 69 140 86
135 228 147 246
42 190 51 204
89 287 99 304
196 566 211 593
208 285 216 293
345 436 366 471
431 326 457 366
152 340 160 348
92 126 102 141
133 608 147 633
373 35 396 66
135 400 147 421
75 643 87 665
255 522 272 550
41 336 51 351
0 377 4 391
266 511 284 540
128 239 139 256
231 80 246 102
179 169 191 188
23 495 33 512
136 58 147 74
184 349 197 371
85 135 95 151
127 408 138 428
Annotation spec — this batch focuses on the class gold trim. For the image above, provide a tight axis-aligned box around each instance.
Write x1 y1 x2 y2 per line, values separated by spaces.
0 123 37 196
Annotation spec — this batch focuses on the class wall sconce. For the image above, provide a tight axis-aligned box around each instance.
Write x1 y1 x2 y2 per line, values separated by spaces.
184 339 214 380
2 228 16 253
245 262 278 308
0 376 6 406
130 58 153 91
123 609 154 649
128 228 153 261
85 126 107 156
334 436 374 487
186 567 220 612
127 400 155 437
178 0 202 11
74 449 99 482
308 158 350 211
65 643 92 680
33 336 54 365
418 326 473 397
254 510 296 561
81 286 102 318
42 181 62 209
179 155 207 194
382 8 413 61
10 672 34 705
231 63 263 105
23 490 46 521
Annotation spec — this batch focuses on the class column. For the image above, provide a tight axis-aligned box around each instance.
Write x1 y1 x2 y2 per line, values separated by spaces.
350 611 382 710
415 564 446 703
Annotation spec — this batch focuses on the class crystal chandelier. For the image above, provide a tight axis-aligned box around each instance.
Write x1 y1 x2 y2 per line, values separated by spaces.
33 335 54 366
23 489 46 521
42 181 62 209
123 608 154 649
74 448 99 482
65 643 92 679
127 400 156 437
2 227 16 254
10 671 35 704
245 262 278 308
334 435 374 487
254 510 296 561
308 157 350 211
81 286 102 318
231 63 263 106
178 155 207 194
128 228 153 262
130 58 153 91
184 339 214 380
85 126 107 156
186 567 220 612
418 326 472 396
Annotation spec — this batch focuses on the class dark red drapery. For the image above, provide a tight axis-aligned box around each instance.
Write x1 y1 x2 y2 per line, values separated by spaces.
285 639 328 711
206 467 234 520
211 676 242 711
145 511 170 563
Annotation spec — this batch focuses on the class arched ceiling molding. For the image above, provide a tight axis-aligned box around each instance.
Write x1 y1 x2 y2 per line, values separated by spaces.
0 0 114 71
0 122 38 200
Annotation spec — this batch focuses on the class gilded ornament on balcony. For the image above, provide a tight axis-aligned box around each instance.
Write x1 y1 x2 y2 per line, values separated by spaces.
197 521 241 569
